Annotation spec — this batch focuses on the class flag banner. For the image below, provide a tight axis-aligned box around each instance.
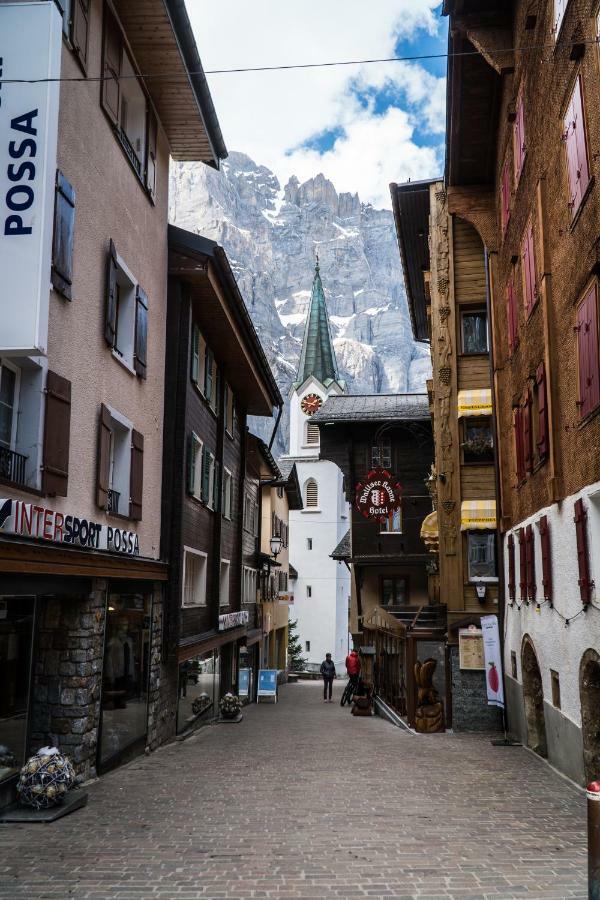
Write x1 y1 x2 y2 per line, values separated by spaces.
481 614 505 709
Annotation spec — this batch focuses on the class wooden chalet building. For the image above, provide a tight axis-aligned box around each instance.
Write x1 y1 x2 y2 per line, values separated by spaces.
162 226 282 734
440 0 600 784
391 180 502 732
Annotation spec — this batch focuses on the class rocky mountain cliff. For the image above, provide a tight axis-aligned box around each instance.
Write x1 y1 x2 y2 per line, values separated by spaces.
169 152 431 453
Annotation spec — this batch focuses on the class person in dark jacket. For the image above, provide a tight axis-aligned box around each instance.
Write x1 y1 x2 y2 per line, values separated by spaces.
320 653 336 702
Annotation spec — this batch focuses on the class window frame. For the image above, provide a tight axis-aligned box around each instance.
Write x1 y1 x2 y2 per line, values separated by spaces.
371 440 392 469
0 359 21 453
305 421 320 447
576 282 600 421
304 478 319 509
513 86 526 184
460 307 489 355
222 467 232 520
461 417 495 465
563 73 591 222
187 432 204 501
379 507 403 534
51 170 76 301
466 531 498 582
181 547 208 608
380 575 409 606
521 220 538 318
219 558 231 607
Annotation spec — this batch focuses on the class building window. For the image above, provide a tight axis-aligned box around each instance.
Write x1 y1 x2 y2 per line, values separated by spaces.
242 568 258 605
507 276 519 354
305 641 310 652
243 492 258 535
177 650 218 733
564 75 590 219
380 508 402 534
467 532 497 581
511 651 517 680
0 361 20 458
306 585 312 598
222 468 232 519
220 559 231 607
501 157 511 233
553 0 568 40
51 171 76 300
187 433 203 501
576 284 600 419
521 221 538 316
202 448 217 510
461 309 488 354
277 486 284 499
462 418 494 464
307 538 313 550
305 479 318 508
224 384 235 435
0 360 49 492
105 241 148 377
305 422 320 446
59 0 90 72
513 89 526 182
101 4 157 198
371 440 391 469
97 404 143 519
551 670 561 708
190 323 206 394
182 548 207 607
381 577 408 606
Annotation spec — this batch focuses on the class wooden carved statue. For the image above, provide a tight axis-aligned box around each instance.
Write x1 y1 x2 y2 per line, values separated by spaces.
414 658 445 733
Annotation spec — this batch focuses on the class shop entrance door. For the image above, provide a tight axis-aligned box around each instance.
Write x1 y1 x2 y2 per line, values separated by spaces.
406 631 446 732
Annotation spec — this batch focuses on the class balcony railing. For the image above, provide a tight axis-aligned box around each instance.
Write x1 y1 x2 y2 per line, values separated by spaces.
0 446 28 486
117 128 143 179
106 489 121 514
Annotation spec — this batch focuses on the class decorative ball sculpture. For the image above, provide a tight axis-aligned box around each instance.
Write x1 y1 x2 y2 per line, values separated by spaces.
219 692 241 719
17 747 75 810
192 692 211 716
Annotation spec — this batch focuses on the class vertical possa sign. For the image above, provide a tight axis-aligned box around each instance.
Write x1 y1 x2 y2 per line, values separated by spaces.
0 2 61 356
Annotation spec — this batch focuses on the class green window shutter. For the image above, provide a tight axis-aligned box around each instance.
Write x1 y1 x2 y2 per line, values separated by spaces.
191 325 200 384
201 446 211 502
204 348 213 403
186 434 196 495
213 460 221 512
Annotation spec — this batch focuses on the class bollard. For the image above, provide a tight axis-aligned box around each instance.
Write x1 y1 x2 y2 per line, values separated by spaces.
589 781 600 900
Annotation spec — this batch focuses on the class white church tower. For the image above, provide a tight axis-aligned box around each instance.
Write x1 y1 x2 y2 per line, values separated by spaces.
281 260 351 673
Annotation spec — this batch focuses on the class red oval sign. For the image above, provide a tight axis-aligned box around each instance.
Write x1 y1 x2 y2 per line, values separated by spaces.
355 468 402 521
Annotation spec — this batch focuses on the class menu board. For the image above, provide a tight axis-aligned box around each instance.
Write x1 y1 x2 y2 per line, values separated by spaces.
459 628 485 670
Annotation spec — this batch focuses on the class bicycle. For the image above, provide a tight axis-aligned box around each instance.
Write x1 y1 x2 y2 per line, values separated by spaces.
340 674 360 707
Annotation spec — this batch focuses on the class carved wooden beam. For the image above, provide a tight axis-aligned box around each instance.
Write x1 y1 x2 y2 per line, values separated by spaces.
465 26 514 75
447 186 498 252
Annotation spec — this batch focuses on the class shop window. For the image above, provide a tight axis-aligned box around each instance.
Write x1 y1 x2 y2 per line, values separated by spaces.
462 418 494 464
105 241 148 378
222 468 232 519
371 440 391 469
220 559 231 607
177 650 219 734
0 596 35 783
380 508 402 534
467 532 497 581
381 576 408 606
99 589 152 770
461 309 488 354
182 549 207 607
551 669 561 708
305 479 318 508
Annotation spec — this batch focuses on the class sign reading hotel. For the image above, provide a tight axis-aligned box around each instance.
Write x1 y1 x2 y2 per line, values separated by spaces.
355 467 402 521
0 3 62 355
218 610 249 631
0 498 140 556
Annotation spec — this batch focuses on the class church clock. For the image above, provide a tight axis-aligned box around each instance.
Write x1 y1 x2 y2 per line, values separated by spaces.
301 393 323 416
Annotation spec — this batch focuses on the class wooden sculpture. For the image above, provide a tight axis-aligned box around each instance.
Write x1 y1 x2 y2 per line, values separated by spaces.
414 658 445 733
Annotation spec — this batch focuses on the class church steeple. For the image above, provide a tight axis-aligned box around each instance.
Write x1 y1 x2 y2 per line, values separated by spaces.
294 257 340 389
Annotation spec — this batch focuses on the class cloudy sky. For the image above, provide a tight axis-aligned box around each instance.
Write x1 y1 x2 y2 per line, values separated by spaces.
186 1 447 209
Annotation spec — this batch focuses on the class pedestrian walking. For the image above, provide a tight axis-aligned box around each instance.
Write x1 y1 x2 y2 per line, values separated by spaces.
320 653 336 702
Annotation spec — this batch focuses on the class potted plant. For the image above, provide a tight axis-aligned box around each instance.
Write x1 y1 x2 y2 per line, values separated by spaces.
219 692 242 721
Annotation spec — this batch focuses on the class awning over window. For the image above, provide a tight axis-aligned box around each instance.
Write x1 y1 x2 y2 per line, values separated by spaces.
460 500 496 530
420 511 439 551
457 388 492 417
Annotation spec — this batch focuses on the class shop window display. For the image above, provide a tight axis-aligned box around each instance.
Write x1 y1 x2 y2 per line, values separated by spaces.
99 590 152 769
0 597 34 781
177 650 220 733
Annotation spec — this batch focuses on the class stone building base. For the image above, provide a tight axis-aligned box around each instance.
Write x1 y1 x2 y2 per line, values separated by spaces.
450 646 503 732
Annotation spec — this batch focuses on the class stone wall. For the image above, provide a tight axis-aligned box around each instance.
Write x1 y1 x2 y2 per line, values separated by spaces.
450 647 503 732
29 581 107 783
147 584 178 751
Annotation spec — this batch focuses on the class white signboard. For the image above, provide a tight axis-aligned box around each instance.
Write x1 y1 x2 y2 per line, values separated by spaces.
218 610 249 631
0 2 62 355
481 614 505 709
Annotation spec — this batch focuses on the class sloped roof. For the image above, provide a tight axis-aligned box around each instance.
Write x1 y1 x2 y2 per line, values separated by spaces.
311 393 430 424
390 180 436 342
294 262 340 388
331 530 351 561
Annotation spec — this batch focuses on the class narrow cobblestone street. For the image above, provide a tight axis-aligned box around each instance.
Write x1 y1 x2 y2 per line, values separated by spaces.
0 682 588 899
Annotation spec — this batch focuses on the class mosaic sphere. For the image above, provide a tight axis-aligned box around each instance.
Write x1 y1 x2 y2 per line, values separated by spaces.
17 747 75 810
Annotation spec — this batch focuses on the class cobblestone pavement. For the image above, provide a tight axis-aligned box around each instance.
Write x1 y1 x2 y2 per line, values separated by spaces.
0 681 588 899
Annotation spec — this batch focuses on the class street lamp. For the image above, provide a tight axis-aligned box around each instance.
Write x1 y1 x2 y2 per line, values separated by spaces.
270 534 283 559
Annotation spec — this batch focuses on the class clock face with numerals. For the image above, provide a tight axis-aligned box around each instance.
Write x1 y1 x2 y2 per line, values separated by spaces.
301 393 323 416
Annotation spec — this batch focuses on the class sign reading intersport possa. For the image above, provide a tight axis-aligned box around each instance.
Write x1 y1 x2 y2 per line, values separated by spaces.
0 498 140 556
355 467 402 521
0 2 62 355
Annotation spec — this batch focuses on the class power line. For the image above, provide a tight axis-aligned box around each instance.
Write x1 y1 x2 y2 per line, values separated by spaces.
1 39 598 85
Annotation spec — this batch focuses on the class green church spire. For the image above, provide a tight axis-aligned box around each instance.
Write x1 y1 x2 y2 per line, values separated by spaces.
295 257 340 388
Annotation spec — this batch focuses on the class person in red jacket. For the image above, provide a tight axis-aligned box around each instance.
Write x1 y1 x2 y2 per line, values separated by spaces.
345 648 361 691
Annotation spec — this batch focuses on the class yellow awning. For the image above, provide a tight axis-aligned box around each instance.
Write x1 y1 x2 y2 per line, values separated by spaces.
420 511 439 546
461 500 496 530
457 388 492 418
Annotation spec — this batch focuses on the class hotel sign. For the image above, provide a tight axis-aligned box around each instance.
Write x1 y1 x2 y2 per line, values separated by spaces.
0 3 62 355
218 610 249 631
355 467 402 521
0 498 140 556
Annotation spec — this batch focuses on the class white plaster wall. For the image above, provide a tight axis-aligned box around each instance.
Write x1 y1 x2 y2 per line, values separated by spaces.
289 376 343 458
504 479 600 728
288 457 350 672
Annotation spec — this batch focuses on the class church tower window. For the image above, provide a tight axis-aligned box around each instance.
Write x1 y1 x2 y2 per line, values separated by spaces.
305 479 318 508
305 422 320 446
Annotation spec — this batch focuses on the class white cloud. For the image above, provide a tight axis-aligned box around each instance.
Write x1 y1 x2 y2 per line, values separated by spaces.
186 0 445 207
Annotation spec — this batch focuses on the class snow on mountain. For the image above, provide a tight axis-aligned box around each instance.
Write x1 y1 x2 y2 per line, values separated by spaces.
169 152 431 453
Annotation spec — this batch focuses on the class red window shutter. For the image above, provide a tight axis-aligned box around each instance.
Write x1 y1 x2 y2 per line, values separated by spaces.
572 77 590 200
523 389 533 474
507 278 518 353
536 362 548 461
514 406 525 483
501 160 511 232
525 524 536 601
507 533 516 600
574 498 592 604
538 515 552 602
514 93 526 179
522 223 536 315
577 285 600 419
518 527 527 601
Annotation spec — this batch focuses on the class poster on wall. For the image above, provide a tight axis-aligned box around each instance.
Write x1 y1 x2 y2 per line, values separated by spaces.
355 468 402 521
481 615 504 708
458 627 485 670
0 3 62 355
